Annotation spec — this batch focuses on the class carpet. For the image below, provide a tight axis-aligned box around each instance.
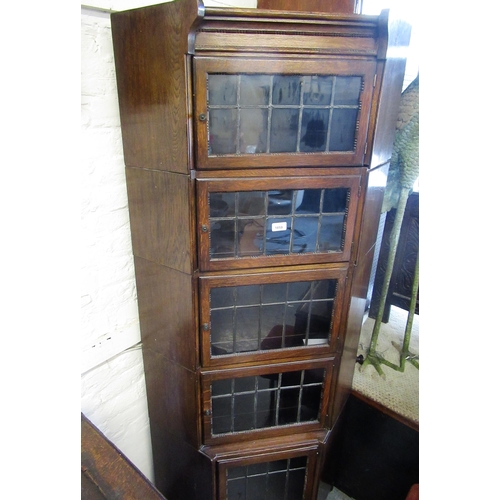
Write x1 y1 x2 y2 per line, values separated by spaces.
352 306 419 426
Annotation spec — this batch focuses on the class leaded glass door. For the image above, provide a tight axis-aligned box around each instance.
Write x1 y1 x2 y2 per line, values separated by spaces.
199 266 347 367
201 358 334 445
217 446 318 500
197 174 361 271
193 57 376 169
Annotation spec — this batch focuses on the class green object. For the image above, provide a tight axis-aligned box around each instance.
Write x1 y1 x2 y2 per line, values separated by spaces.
362 76 419 376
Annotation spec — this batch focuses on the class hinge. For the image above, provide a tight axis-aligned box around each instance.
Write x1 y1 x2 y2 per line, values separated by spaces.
364 142 368 155
373 74 377 88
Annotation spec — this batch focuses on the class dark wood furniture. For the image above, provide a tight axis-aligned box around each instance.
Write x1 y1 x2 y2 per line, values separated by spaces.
111 2 410 499
369 191 419 323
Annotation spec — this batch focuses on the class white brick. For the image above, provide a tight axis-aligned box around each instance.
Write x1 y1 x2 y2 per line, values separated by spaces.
81 348 154 482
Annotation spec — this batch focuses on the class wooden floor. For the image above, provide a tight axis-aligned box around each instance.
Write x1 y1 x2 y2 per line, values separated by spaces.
322 393 419 500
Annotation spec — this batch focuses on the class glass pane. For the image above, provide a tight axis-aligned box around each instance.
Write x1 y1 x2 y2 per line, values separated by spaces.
210 219 236 259
235 307 260 352
227 466 245 479
240 74 271 105
286 281 311 301
208 75 238 105
267 470 287 497
205 73 363 157
211 286 235 309
312 279 335 300
225 457 308 500
323 187 348 212
239 191 266 216
318 215 345 251
235 284 261 306
288 469 307 500
267 190 294 216
212 395 232 434
269 459 288 472
297 189 320 213
300 109 329 152
226 477 246 499
210 192 235 216
300 391 323 421
292 216 319 254
247 462 269 475
259 304 286 341
297 310 332 344
279 386 301 425
240 108 268 154
212 378 232 396
303 75 333 105
209 280 336 357
329 108 358 151
265 217 293 255
290 456 307 469
270 108 300 153
334 76 361 106
211 308 234 355
255 387 274 429
209 109 238 154
234 393 256 431
207 187 349 260
246 474 268 498
272 76 301 105
262 282 287 303
210 369 324 435
238 219 265 257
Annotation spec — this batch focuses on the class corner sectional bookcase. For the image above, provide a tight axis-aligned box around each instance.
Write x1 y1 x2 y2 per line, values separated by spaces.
110 2 410 498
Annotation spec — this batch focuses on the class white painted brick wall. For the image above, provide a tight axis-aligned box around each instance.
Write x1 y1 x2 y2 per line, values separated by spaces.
81 6 141 375
81 347 154 479
81 4 154 482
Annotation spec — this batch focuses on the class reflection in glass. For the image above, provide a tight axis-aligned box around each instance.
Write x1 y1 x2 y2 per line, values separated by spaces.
208 188 349 261
272 75 301 105
300 109 329 152
211 368 325 435
208 109 238 154
209 279 336 356
208 75 238 106
270 108 300 153
206 73 362 155
240 75 270 105
240 108 268 153
303 75 333 105
333 76 361 105
329 108 358 152
226 456 308 500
